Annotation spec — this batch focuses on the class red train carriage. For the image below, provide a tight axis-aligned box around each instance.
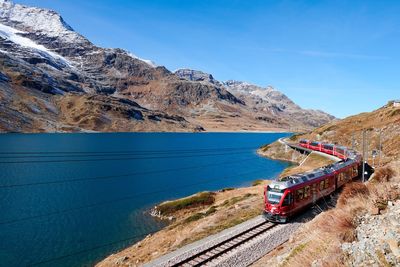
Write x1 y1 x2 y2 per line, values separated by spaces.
321 143 334 155
309 141 322 151
264 141 361 223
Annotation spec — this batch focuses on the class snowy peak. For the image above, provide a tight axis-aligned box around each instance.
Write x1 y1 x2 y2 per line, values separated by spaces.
0 0 88 45
0 22 70 66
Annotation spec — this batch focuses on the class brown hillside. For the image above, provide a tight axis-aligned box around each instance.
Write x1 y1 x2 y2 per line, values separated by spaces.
294 101 400 165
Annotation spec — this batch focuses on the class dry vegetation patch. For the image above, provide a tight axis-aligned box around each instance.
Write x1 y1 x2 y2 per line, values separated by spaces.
156 191 215 216
279 152 336 178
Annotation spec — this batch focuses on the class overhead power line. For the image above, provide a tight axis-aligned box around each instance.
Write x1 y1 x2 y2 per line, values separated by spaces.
0 146 257 155
0 167 269 225
30 230 159 266
0 156 258 189
0 150 252 164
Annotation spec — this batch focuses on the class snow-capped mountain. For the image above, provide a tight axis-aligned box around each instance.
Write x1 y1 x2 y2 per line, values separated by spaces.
0 0 334 132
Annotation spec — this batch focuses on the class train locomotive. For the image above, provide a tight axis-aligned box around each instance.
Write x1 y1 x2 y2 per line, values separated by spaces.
263 139 362 223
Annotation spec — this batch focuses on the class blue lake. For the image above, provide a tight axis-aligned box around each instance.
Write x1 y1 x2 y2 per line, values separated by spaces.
0 132 291 267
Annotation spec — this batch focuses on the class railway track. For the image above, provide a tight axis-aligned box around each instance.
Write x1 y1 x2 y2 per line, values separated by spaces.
170 220 276 267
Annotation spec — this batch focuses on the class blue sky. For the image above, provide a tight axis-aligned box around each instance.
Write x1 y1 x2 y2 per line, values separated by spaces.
16 0 400 118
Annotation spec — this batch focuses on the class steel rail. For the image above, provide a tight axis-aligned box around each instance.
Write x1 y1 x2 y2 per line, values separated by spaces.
170 220 276 267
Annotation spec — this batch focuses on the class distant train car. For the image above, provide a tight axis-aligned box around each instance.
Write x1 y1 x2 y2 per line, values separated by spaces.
263 141 361 223
334 146 348 160
299 139 310 149
309 141 322 151
321 143 334 155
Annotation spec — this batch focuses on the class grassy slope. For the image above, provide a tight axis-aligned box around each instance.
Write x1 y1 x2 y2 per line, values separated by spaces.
296 102 400 165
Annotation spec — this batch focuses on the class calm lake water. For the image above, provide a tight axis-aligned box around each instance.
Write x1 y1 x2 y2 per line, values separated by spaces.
0 132 291 267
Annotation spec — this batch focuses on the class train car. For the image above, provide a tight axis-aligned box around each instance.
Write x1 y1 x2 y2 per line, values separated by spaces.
334 146 347 160
309 141 322 151
263 141 361 223
321 143 334 155
299 139 310 149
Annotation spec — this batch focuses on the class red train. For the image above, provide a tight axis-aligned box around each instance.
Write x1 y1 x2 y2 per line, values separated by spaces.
299 139 348 160
263 140 362 223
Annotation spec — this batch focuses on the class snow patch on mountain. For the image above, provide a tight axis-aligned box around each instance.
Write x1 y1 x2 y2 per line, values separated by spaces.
127 52 157 68
0 22 70 65
0 0 88 44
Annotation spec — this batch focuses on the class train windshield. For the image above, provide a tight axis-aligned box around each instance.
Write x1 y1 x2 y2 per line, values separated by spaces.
266 186 284 204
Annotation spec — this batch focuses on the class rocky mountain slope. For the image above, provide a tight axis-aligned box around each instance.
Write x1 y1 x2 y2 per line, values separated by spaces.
175 69 335 130
0 0 334 132
293 100 400 165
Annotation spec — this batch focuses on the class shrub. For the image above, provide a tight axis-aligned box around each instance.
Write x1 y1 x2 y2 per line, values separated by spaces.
157 192 215 215
252 179 264 186
317 210 356 242
220 187 235 192
337 182 369 207
372 166 395 183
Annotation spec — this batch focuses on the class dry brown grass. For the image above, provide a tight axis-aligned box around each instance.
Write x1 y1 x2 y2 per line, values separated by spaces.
291 102 400 166
337 182 369 207
280 152 337 178
372 166 396 183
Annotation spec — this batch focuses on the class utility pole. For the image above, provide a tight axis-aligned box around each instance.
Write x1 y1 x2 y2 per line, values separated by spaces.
362 130 366 183
378 130 382 168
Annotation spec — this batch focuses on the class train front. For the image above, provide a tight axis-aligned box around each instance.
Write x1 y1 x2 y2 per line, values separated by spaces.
263 180 291 223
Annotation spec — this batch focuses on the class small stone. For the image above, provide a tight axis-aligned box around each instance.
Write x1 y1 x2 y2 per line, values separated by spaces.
370 207 380 215
387 239 400 257
115 256 129 265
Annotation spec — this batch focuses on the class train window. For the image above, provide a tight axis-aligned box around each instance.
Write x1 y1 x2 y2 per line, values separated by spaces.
325 179 329 188
304 186 310 198
320 180 325 190
282 193 292 206
296 189 304 201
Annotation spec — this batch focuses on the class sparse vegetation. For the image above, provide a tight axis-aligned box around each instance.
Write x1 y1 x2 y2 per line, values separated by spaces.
337 182 369 207
280 152 336 178
221 193 256 207
157 192 215 215
183 206 218 224
372 166 395 183
220 187 235 192
252 179 264 186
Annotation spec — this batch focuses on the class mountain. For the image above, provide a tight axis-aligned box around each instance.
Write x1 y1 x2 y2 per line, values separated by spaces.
0 0 334 132
175 69 335 130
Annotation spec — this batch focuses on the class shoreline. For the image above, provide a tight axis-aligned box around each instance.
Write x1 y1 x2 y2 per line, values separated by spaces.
0 129 293 135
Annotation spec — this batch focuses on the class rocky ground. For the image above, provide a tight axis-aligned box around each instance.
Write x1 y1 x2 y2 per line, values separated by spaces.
342 199 400 266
